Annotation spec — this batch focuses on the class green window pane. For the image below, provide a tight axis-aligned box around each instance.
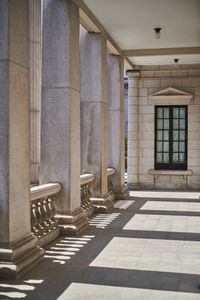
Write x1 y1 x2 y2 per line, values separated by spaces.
155 106 187 168
173 130 179 141
164 119 169 129
179 153 185 163
157 108 163 118
180 131 185 141
173 108 179 118
164 142 169 152
173 142 178 152
180 119 185 129
164 131 169 140
163 153 169 163
173 153 179 163
173 119 179 129
157 130 163 140
179 108 185 118
164 108 169 118
179 142 185 152
157 153 162 163
157 142 162 152
157 119 163 129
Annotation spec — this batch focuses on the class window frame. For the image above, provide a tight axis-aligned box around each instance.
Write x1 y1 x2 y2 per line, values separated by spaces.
155 105 188 170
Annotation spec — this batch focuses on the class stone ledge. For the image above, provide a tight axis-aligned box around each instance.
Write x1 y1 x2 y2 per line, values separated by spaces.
31 183 62 201
149 169 193 176
107 168 116 176
80 173 95 185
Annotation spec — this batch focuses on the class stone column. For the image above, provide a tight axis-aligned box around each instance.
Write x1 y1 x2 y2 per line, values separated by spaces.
126 70 140 189
107 54 129 199
29 0 42 184
80 28 113 212
0 0 44 278
41 0 88 235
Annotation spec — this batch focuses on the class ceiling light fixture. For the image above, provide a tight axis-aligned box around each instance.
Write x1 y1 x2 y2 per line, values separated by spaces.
154 27 161 39
174 58 179 64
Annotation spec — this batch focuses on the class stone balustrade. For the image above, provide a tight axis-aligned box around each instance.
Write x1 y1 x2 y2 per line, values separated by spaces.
80 174 95 218
30 183 61 247
107 168 116 200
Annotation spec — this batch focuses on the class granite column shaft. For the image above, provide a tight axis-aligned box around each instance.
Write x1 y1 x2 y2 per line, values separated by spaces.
80 28 113 211
107 54 129 199
0 0 44 278
41 0 88 234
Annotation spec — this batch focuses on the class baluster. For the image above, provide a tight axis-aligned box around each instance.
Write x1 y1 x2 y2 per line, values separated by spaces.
81 184 86 208
85 183 90 206
85 184 89 208
43 198 52 232
35 199 45 237
45 197 54 230
31 201 40 237
81 184 84 207
38 199 49 234
48 196 57 227
87 182 92 208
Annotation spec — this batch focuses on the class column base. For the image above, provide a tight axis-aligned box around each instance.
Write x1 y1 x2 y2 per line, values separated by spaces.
0 233 44 279
90 193 114 213
56 207 89 236
113 184 130 200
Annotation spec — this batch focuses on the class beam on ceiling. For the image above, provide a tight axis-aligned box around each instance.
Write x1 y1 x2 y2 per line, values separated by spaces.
123 47 200 57
74 0 134 68
74 0 121 55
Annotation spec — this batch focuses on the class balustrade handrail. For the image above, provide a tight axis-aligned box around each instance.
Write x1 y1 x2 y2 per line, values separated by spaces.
80 174 95 185
30 183 62 201
107 168 116 176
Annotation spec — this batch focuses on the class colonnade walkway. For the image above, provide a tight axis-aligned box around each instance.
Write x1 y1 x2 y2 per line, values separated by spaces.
1 191 200 299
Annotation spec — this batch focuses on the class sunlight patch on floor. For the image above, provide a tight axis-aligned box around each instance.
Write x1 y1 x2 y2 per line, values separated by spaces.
44 235 95 265
57 282 200 300
90 237 200 275
123 214 200 233
89 213 121 229
114 200 134 210
140 201 200 212
0 279 44 299
130 190 200 199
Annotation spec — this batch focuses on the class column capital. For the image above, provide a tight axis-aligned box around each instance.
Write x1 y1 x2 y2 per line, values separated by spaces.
126 70 140 78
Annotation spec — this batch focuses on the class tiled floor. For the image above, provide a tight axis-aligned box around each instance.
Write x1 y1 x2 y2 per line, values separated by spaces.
1 191 200 299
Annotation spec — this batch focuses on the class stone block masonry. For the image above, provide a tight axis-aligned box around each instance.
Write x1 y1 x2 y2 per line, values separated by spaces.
127 64 200 190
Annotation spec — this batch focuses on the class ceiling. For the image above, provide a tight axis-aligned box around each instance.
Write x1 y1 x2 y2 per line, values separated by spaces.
83 0 200 65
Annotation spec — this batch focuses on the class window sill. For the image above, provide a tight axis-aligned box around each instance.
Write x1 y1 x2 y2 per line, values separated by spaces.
149 169 193 176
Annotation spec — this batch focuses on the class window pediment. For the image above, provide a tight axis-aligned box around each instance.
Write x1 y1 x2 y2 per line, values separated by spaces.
149 87 193 105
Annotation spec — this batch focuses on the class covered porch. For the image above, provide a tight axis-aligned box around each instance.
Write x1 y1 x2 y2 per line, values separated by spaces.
0 0 200 295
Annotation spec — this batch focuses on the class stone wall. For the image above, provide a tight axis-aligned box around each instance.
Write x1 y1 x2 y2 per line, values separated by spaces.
128 64 200 190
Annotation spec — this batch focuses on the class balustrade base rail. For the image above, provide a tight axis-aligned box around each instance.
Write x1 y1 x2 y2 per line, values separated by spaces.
90 193 114 213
